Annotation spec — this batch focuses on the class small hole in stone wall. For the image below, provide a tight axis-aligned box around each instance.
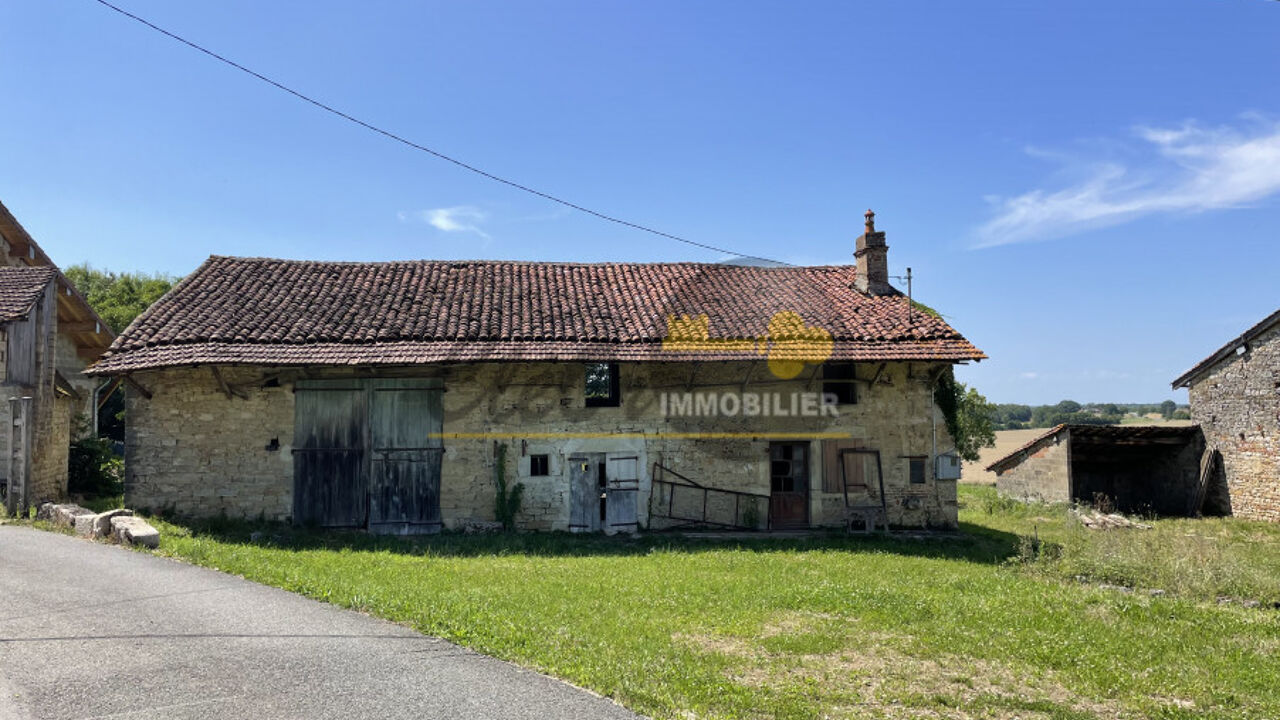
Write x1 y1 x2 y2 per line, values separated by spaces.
1239 432 1245 442
265 437 280 451
261 377 281 388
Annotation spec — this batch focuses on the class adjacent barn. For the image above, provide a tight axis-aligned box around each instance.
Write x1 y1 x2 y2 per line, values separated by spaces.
0 201 115 513
987 424 1213 515
1173 309 1280 522
88 215 986 533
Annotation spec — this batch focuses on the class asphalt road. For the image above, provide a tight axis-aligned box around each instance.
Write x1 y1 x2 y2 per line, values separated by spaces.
0 525 639 720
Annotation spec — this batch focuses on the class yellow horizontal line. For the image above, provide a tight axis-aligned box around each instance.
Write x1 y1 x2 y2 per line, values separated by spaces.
429 432 853 440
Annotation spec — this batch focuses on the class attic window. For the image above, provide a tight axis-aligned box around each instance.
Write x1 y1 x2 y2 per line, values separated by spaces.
822 362 858 405
585 363 620 407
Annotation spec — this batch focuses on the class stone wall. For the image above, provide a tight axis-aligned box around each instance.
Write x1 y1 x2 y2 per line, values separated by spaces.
1188 321 1280 522
125 359 960 529
124 366 295 518
994 431 1071 504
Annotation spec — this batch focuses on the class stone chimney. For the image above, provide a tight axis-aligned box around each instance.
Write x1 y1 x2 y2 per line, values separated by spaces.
854 209 893 295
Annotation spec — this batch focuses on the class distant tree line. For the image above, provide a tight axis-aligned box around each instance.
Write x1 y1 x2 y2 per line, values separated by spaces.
992 399 1190 430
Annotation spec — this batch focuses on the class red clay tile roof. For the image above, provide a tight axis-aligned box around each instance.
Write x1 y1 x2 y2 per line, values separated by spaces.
89 256 986 374
0 266 56 324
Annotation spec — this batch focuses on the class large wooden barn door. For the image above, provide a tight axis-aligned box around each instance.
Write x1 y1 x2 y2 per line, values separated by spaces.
293 383 367 528
293 379 443 532
368 379 444 535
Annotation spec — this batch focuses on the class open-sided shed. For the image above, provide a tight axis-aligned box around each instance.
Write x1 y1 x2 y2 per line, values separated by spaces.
987 424 1216 516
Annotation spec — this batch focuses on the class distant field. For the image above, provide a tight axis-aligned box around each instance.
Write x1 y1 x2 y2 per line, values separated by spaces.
962 419 1196 486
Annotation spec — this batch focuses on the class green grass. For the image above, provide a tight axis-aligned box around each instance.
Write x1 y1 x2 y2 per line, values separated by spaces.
10 488 1280 718
961 484 1280 604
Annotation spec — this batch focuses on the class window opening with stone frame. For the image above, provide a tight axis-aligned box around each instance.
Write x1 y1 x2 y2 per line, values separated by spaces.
585 362 620 407
822 362 858 405
907 456 927 484
530 454 549 477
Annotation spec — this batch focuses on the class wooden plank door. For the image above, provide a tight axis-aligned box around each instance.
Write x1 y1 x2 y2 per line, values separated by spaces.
568 453 604 532
293 384 367 527
368 379 444 535
769 442 810 529
604 454 640 534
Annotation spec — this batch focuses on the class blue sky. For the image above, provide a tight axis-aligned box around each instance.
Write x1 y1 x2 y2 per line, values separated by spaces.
2 1 1277 404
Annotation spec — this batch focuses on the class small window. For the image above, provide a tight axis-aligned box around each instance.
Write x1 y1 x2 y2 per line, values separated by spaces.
530 454 549 477
822 362 858 405
585 362 620 407
908 457 927 484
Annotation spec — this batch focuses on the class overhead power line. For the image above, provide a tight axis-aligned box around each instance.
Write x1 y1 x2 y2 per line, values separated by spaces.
91 0 793 267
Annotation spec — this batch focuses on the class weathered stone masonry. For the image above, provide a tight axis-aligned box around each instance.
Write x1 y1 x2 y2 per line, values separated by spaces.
1186 321 1280 522
125 360 959 529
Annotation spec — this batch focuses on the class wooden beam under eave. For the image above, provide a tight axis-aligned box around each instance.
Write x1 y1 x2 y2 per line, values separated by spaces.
97 377 124 409
61 320 104 334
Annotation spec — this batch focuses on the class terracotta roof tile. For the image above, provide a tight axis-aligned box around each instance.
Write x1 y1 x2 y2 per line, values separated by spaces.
0 266 55 324
90 256 986 374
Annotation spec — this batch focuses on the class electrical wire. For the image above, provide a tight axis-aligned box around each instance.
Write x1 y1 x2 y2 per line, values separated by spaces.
91 0 794 266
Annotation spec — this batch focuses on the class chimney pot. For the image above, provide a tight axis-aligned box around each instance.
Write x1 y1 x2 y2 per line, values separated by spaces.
854 209 893 296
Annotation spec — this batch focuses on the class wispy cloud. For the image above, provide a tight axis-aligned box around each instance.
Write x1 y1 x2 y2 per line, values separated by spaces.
399 206 490 239
975 117 1280 247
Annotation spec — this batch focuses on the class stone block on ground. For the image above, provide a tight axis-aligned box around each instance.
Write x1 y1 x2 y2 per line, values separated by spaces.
110 516 160 548
53 504 93 529
89 509 134 539
36 503 56 521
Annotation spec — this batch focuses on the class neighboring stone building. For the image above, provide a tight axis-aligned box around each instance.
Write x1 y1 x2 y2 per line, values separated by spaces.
987 424 1209 515
1173 309 1280 522
88 214 986 533
0 200 115 513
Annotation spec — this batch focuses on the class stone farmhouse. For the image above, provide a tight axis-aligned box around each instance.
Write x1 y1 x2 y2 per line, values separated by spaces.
0 201 115 513
1173 309 1280 522
88 214 986 533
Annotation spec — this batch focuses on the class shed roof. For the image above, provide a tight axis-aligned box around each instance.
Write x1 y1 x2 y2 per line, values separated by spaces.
1172 308 1280 389
0 266 57 324
0 200 116 360
985 424 1201 473
89 255 986 374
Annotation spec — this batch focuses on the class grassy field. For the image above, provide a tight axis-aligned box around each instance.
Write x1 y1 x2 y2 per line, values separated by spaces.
7 487 1255 720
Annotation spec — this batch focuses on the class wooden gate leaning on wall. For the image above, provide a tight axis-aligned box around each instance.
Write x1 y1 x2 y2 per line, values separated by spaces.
293 379 443 534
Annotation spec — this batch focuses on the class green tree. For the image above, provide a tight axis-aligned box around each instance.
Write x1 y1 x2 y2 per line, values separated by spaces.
65 265 178 441
64 264 177 333
1160 400 1178 419
934 369 997 462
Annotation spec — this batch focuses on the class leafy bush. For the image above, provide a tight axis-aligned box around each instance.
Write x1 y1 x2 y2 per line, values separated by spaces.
67 414 123 498
933 368 996 462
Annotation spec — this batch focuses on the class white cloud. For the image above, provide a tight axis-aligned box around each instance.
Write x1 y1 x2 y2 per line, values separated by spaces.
1019 371 1039 380
975 118 1280 247
400 206 490 239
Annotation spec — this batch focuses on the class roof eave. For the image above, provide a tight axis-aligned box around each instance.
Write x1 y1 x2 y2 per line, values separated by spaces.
1172 308 1280 389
